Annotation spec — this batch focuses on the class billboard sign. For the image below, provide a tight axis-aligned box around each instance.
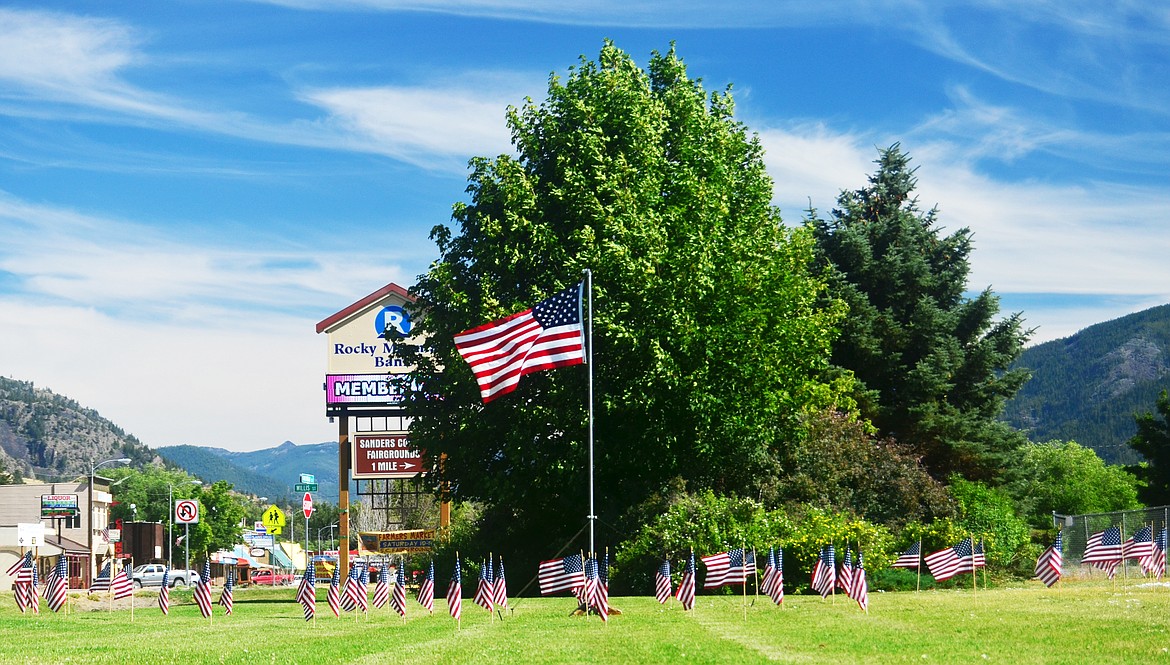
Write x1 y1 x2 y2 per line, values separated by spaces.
358 529 435 554
352 432 424 479
40 494 80 518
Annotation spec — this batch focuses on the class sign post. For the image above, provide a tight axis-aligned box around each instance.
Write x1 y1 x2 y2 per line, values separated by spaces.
302 492 313 561
175 499 199 573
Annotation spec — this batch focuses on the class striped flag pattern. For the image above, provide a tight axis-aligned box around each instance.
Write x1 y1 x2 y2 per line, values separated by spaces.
655 558 672 604
494 557 508 610
158 567 171 615
892 541 921 569
193 560 213 618
218 569 234 615
89 562 112 593
453 283 586 403
925 538 975 582
327 565 342 617
373 561 390 609
837 548 855 597
676 550 696 611
447 556 462 621
474 559 494 612
112 566 134 601
1035 531 1063 588
392 562 407 618
418 561 435 613
296 562 317 621
852 551 869 611
811 545 836 598
46 557 68 613
538 554 586 595
1141 528 1167 579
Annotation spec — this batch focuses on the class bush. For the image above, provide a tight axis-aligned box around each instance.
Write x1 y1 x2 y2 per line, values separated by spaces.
949 477 1030 571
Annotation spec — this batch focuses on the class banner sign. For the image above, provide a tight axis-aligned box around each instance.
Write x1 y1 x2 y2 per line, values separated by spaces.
40 494 80 518
325 374 406 405
352 432 424 479
359 529 435 554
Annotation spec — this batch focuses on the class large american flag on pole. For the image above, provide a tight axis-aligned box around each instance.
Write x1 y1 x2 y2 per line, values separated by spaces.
539 554 586 595
676 550 696 611
925 538 975 582
1035 531 1063 588
454 283 586 404
654 559 672 604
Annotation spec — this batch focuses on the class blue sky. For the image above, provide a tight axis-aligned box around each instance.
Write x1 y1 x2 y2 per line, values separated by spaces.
1 2 1167 452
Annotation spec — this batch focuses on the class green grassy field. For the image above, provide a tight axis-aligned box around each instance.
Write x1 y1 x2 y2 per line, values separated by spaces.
2 581 1169 664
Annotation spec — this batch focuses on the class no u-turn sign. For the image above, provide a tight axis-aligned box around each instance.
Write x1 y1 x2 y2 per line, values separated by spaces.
175 499 199 524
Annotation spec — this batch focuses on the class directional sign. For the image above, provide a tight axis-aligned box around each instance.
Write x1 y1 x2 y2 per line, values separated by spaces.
261 504 286 535
294 483 318 493
175 499 200 524
352 432 425 479
302 492 314 519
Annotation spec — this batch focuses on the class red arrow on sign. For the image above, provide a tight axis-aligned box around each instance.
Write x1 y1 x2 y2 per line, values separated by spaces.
302 492 313 519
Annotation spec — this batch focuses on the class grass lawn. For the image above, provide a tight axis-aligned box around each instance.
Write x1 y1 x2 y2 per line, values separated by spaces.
2 580 1169 664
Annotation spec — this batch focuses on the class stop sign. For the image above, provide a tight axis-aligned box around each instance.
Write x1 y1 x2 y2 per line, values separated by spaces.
302 492 313 519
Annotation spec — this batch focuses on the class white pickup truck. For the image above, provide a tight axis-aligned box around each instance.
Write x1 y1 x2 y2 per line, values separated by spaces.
131 563 201 588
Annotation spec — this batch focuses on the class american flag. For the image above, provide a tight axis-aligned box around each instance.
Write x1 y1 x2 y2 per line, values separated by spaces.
454 283 586 404
101 527 111 543
892 541 921 569
327 565 341 617
447 556 462 621
1083 526 1124 570
218 570 234 615
1123 525 1155 560
596 552 610 622
760 548 776 597
474 558 494 612
1035 531 1063 588
925 538 975 582
837 548 854 597
770 548 785 605
973 539 986 568
1141 528 1167 579
5 551 31 577
582 556 607 621
342 563 364 612
702 548 750 588
392 562 407 618
494 557 508 610
852 551 869 611
89 561 112 593
539 554 586 595
11 552 33 612
158 567 171 615
193 560 213 618
111 566 133 601
675 550 696 611
418 560 435 613
46 557 68 613
296 563 316 621
26 559 40 615
358 563 370 613
654 558 672 604
811 545 836 598
373 560 390 609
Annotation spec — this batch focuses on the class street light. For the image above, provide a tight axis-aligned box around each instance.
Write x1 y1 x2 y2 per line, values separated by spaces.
317 523 338 552
88 457 131 583
168 478 202 572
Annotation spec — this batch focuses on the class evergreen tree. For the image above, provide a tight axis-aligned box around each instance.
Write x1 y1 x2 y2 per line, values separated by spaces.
1129 390 1170 505
810 145 1031 482
396 42 849 564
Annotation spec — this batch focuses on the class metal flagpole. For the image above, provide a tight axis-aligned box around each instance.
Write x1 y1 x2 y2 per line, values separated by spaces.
583 270 595 558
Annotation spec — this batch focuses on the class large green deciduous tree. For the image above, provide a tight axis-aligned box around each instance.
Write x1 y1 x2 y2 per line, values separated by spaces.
809 145 1031 482
398 42 849 562
1008 440 1142 528
1129 390 1170 505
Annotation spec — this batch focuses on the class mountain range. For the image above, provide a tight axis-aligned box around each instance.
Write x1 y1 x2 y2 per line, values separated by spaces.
3 303 1169 495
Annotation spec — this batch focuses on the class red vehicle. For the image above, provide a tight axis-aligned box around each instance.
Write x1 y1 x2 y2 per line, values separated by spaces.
250 570 295 586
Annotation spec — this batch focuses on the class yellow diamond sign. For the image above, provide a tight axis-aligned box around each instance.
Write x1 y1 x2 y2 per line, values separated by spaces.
261 505 286 535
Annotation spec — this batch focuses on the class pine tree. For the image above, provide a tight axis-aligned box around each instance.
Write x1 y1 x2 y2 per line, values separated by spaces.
810 145 1031 481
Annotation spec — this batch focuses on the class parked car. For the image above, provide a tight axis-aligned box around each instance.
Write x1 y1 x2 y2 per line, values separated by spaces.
131 563 201 588
250 569 295 585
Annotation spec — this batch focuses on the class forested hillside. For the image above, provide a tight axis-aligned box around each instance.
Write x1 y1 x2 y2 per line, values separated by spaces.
157 441 343 502
0 376 156 480
1001 303 1170 463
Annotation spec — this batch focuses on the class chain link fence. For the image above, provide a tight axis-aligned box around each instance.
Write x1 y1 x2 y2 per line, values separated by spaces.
1054 506 1169 579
